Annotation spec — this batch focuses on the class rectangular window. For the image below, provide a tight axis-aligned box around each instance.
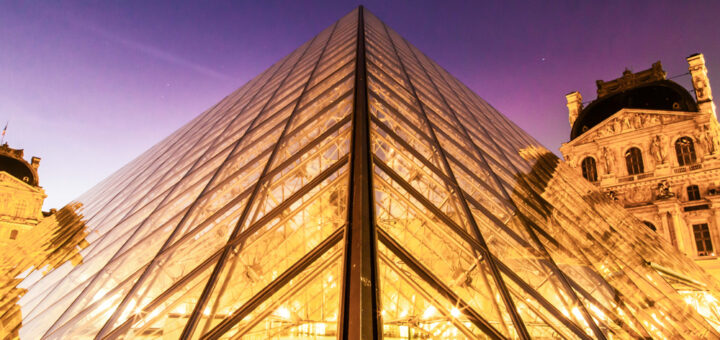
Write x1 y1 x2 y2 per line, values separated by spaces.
687 185 701 201
693 223 714 256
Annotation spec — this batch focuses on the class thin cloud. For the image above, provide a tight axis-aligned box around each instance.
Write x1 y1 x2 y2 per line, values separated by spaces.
69 19 234 81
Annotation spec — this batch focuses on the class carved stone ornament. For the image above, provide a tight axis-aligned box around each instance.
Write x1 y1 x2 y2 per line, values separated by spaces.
632 114 643 129
612 119 622 134
625 186 651 204
606 190 618 201
695 124 718 155
656 180 675 199
581 112 685 143
694 76 710 101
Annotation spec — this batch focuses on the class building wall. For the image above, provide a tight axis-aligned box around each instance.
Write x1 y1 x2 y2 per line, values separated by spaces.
0 171 45 247
560 54 720 278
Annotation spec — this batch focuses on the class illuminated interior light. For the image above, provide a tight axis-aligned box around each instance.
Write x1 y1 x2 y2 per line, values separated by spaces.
275 306 291 319
399 325 409 337
422 305 437 319
315 322 326 335
450 307 461 318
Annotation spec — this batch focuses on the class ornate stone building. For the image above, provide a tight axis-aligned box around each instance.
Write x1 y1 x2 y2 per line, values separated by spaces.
560 53 720 277
0 144 91 337
0 143 45 246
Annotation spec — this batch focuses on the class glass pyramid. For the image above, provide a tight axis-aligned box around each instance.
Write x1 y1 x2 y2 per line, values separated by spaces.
14 6 720 339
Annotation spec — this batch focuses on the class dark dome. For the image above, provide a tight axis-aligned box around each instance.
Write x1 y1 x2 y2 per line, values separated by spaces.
0 154 37 186
570 80 697 140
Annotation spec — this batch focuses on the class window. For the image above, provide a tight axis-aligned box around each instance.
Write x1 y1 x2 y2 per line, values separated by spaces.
581 157 598 182
643 221 657 231
9 230 18 240
625 147 644 175
675 136 697 166
687 185 701 201
693 223 714 256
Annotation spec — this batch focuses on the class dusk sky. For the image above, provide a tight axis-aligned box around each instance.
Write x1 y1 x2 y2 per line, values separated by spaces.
2 1 720 210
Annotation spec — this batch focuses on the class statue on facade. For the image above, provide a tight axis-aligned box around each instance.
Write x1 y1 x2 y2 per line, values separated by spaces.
632 114 643 129
612 119 622 134
599 124 613 137
697 124 718 155
601 147 615 174
646 115 659 126
623 116 632 130
649 135 667 164
706 125 719 155
656 180 675 199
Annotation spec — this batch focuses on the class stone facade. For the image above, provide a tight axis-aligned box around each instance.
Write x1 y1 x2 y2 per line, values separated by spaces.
560 54 720 278
0 143 46 247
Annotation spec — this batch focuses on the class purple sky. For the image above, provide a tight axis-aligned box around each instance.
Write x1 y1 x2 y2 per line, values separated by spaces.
2 1 720 210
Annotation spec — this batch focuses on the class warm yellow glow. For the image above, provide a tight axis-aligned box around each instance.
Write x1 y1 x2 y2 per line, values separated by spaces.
275 306 291 320
422 305 437 319
172 304 187 315
450 307 461 318
589 303 606 321
399 325 409 337
315 322 326 335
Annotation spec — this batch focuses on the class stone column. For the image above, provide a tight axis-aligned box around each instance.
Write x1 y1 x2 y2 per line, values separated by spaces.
566 91 583 127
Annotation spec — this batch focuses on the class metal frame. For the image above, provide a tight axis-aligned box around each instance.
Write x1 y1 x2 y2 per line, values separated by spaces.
178 19 340 339
407 38 607 339
378 21 532 339
339 6 382 340
19 6 720 340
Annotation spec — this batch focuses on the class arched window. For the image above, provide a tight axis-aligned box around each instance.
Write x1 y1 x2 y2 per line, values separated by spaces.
643 221 657 231
625 147 644 175
675 136 697 166
581 157 598 182
687 185 701 201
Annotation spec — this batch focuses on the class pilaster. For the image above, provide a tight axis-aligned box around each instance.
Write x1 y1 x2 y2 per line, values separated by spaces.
656 198 687 254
